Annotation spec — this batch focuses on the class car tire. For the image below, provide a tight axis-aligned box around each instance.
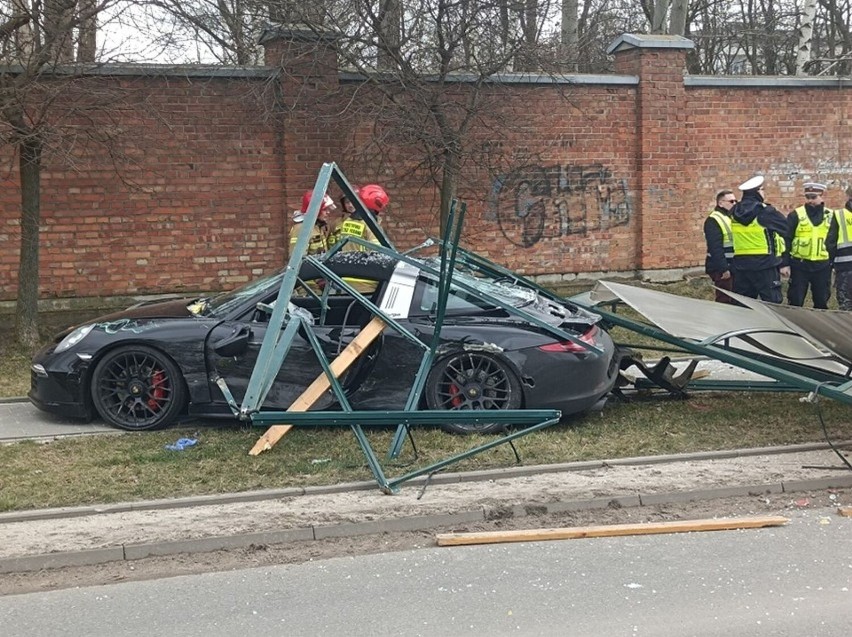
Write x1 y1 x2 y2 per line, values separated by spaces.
90 345 186 431
424 351 522 435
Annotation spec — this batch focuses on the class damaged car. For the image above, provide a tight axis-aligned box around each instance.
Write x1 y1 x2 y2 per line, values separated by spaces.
30 251 620 434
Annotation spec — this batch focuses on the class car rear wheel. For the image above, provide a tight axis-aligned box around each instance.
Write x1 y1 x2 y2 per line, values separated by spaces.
90 345 185 431
425 351 522 435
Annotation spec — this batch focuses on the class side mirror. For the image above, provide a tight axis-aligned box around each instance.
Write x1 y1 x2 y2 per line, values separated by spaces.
213 325 251 357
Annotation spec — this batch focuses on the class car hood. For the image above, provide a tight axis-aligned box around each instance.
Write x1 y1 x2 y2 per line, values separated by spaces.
54 298 198 340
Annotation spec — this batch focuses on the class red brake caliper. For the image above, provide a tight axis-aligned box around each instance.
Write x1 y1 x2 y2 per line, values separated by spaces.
148 370 166 411
449 383 463 407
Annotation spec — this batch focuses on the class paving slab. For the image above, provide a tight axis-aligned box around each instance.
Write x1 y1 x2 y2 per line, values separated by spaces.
0 400 116 441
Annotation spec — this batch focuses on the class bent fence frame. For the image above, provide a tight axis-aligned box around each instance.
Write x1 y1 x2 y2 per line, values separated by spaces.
445 247 852 406
219 162 586 493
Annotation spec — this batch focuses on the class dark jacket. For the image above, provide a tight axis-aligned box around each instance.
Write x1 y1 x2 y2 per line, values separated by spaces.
703 206 733 274
827 200 852 273
786 203 831 272
732 191 788 271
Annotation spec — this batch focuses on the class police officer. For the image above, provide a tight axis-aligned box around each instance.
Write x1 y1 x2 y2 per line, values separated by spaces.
731 175 789 303
786 182 832 309
704 189 737 303
827 198 852 311
288 190 336 257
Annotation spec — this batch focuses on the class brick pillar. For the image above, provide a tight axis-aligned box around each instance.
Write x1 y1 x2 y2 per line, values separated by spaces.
258 25 341 262
608 34 695 275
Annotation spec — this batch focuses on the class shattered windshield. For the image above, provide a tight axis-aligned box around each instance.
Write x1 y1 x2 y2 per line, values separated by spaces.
204 269 285 317
418 258 536 313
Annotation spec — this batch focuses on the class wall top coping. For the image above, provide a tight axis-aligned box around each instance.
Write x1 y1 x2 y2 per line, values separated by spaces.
0 63 272 79
606 33 695 55
257 23 340 45
685 75 852 88
339 71 638 85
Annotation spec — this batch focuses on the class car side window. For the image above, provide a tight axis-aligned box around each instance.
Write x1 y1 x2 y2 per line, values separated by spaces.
415 276 493 314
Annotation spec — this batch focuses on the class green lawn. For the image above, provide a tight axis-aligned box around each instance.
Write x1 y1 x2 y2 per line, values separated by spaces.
0 276 849 512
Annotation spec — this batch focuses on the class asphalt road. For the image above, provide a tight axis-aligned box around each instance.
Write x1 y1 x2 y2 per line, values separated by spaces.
1 506 850 636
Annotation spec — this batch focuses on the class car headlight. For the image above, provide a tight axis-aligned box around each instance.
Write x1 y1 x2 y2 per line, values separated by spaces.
55 324 95 353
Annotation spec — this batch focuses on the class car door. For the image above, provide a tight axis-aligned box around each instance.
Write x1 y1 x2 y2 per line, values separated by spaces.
206 310 338 412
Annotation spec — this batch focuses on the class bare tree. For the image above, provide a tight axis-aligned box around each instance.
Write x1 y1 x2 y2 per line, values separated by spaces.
259 0 559 232
669 0 688 34
560 0 578 71
796 0 818 74
651 0 669 32
1 0 136 348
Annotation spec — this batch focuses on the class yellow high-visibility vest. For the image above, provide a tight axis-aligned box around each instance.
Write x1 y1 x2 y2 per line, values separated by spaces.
835 208 852 264
709 210 734 260
732 217 772 256
790 206 830 261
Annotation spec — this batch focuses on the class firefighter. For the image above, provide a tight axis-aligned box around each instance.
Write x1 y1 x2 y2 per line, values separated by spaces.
288 190 336 257
731 175 789 303
328 185 360 248
335 183 390 295
703 189 737 303
337 183 389 253
827 198 852 311
785 182 832 309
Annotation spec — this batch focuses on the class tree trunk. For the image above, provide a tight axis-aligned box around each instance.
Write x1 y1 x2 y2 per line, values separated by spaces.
561 0 579 72
77 0 98 62
439 145 459 239
44 0 76 62
796 0 818 75
377 0 401 71
15 131 42 350
651 0 669 34
668 0 688 36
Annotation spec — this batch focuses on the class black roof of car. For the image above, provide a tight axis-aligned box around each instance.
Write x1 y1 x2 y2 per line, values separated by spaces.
298 250 400 282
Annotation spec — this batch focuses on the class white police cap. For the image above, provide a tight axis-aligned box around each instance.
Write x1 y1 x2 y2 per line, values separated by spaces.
738 175 764 191
803 182 826 193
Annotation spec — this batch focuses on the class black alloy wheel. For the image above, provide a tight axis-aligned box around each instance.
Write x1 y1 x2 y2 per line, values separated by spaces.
425 351 522 435
90 345 186 431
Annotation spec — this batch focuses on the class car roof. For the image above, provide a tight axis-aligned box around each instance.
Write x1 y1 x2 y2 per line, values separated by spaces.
298 251 399 282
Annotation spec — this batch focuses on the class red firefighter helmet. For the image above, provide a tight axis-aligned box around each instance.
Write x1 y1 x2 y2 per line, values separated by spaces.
359 184 390 213
301 190 337 214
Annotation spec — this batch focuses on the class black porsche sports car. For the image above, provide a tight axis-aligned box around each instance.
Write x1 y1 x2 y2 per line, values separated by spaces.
30 252 620 434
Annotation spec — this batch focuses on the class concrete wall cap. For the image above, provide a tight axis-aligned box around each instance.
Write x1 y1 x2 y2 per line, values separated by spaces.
258 23 341 45
606 33 695 55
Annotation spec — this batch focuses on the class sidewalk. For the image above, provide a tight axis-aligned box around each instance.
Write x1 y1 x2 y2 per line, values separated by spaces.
2 443 851 574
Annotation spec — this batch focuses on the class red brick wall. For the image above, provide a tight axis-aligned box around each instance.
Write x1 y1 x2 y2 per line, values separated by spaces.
2 34 851 303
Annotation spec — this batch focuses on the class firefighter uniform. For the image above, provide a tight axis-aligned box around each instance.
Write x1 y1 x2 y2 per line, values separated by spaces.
827 201 852 311
786 183 832 309
288 215 329 257
336 215 381 294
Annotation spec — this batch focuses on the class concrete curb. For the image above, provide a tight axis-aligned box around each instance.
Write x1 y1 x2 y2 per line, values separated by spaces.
3 474 852 574
3 440 850 526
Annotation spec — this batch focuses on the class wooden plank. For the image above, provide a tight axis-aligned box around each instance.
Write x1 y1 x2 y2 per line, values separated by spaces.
838 506 852 518
435 515 789 546
249 316 386 455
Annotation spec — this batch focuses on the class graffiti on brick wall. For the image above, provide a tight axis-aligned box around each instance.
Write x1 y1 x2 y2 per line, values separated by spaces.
490 164 632 247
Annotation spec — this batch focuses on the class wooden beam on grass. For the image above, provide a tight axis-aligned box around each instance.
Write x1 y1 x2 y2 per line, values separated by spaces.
249 316 387 455
435 515 789 546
